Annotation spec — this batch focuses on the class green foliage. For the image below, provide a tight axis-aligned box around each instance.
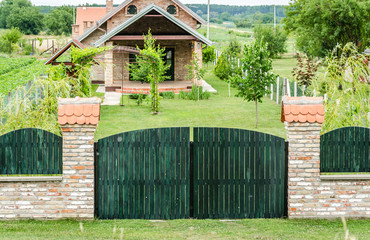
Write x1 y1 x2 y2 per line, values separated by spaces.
0 56 35 75
214 39 243 81
48 46 111 97
178 86 211 100
0 60 47 96
292 53 320 89
254 25 287 58
45 6 73 36
1 27 23 54
0 0 44 35
229 40 277 128
186 53 207 101
284 0 370 57
235 19 253 29
312 43 370 133
129 30 170 113
202 46 216 65
160 91 175 99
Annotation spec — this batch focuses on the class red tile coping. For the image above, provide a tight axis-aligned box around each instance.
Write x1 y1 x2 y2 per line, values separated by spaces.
281 97 325 123
58 97 101 126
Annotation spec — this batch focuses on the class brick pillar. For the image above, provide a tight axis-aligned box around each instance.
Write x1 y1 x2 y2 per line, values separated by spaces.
58 97 101 219
282 97 325 218
104 41 114 88
106 0 113 13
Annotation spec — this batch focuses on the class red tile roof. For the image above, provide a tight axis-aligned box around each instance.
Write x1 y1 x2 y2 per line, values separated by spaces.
281 97 325 123
58 97 101 125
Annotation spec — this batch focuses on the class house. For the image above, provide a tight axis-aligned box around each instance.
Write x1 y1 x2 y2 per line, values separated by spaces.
47 0 212 93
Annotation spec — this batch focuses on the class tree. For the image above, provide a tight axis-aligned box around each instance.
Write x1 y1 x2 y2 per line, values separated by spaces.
129 30 170 114
202 45 216 65
284 0 370 57
45 6 73 36
229 40 276 128
1 27 23 54
0 0 44 35
235 19 252 29
254 25 287 58
0 0 32 28
186 52 206 101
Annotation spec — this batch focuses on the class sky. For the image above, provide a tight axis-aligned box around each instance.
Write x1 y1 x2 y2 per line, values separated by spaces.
23 0 292 7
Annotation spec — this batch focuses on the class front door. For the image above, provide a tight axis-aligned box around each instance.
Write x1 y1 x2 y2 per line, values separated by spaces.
164 48 175 81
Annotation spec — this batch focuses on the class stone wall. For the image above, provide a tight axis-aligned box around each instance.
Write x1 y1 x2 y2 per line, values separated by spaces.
0 98 100 219
283 97 370 218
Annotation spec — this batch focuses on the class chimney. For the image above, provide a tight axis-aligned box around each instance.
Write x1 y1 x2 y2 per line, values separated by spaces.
106 0 113 13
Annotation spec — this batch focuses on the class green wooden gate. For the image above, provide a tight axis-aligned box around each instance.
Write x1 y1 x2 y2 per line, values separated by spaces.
0 128 62 175
96 127 190 219
320 127 369 172
193 128 287 219
96 127 287 219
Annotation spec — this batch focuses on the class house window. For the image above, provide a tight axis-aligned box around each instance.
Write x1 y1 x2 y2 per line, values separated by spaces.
127 5 137 15
167 5 177 15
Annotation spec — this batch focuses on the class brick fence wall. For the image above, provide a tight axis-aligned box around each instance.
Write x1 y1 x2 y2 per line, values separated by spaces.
0 96 369 219
0 98 100 219
283 97 370 218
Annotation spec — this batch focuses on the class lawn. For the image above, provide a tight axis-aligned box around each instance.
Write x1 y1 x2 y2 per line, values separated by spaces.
95 67 285 140
0 219 369 239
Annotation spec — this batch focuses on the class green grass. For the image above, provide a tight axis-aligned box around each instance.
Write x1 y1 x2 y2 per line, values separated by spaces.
0 219 369 239
95 67 285 140
91 84 105 100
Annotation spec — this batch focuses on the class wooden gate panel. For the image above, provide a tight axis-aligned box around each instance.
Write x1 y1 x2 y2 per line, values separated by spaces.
193 127 286 219
96 127 190 219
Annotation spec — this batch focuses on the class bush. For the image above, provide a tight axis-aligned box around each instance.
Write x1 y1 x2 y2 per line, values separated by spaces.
254 25 287 58
178 86 211 100
160 91 175 99
203 46 216 65
235 19 253 29
129 93 147 100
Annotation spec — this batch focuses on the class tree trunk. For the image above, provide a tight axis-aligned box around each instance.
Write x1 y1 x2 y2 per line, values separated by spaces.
255 99 258 129
9 40 11 54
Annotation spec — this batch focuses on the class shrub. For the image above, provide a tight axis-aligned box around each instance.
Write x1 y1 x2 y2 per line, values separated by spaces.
254 25 287 58
160 91 175 99
178 86 211 100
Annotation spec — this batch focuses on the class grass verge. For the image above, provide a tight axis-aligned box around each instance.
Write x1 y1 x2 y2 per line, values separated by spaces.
0 219 369 240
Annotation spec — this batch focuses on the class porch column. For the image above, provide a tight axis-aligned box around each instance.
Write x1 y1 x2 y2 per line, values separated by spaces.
104 41 114 87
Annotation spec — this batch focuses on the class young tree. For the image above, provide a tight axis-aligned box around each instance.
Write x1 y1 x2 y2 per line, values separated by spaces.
1 27 23 54
254 25 287 58
229 40 276 128
129 31 170 114
186 52 206 101
292 53 320 94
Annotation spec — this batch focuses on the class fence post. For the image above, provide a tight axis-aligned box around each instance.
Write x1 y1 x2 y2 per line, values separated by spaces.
270 84 273 100
287 78 291 97
58 97 101 219
294 81 297 97
282 96 325 218
276 77 280 104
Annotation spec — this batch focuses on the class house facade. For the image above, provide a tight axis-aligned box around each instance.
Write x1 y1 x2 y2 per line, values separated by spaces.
54 0 212 92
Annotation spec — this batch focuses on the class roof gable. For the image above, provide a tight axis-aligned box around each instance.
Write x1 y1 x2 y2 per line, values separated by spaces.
94 4 212 47
78 0 206 42
45 39 85 65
